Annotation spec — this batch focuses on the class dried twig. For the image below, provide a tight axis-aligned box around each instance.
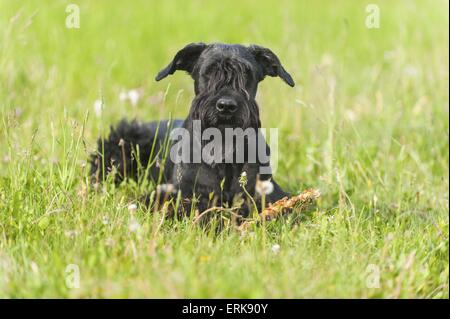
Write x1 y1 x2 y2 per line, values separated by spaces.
238 188 321 231
260 188 321 220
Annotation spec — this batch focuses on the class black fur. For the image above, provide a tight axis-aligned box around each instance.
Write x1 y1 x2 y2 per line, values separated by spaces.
90 43 295 216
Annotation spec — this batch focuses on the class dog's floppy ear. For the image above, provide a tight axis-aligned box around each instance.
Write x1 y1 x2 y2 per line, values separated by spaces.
249 45 295 87
155 43 207 81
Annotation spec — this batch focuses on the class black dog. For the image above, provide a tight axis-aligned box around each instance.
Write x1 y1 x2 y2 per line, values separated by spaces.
90 43 295 217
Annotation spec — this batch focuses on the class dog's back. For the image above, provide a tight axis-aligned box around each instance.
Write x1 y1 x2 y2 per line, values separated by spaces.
89 119 184 184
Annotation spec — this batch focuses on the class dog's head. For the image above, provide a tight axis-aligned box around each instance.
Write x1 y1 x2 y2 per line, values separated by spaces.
155 43 295 129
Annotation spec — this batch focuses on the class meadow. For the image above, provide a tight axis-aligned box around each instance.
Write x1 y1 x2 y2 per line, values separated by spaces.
0 0 448 298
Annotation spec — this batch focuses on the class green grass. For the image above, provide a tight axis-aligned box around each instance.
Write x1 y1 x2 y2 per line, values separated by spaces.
0 0 448 298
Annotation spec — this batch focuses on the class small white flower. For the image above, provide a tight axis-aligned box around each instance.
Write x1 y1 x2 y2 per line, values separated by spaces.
119 88 142 106
403 65 419 78
102 216 109 225
156 183 176 194
256 180 274 196
64 230 78 239
127 203 137 213
93 99 103 117
14 107 23 117
271 244 281 254
239 171 248 188
30 261 39 274
320 53 333 67
128 217 140 233
346 110 357 122
128 89 140 106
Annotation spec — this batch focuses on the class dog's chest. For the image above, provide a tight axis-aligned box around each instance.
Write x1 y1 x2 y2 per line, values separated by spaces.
175 162 243 194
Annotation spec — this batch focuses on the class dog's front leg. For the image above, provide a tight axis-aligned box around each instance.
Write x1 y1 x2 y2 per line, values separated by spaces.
253 133 290 204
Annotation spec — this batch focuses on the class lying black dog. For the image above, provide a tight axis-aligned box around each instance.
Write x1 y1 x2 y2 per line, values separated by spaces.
90 43 295 216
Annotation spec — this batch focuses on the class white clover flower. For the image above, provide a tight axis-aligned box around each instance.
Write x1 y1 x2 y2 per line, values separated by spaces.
64 230 78 239
30 261 39 274
128 89 140 106
127 203 137 213
320 53 333 67
102 216 109 225
14 107 23 117
119 88 142 106
271 244 281 254
346 110 358 122
156 183 176 194
403 65 419 78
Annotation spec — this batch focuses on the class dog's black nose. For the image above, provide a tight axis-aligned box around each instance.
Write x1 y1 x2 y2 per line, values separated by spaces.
216 98 237 113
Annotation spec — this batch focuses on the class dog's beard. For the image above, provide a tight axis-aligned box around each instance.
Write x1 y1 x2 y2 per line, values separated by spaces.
185 93 261 166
